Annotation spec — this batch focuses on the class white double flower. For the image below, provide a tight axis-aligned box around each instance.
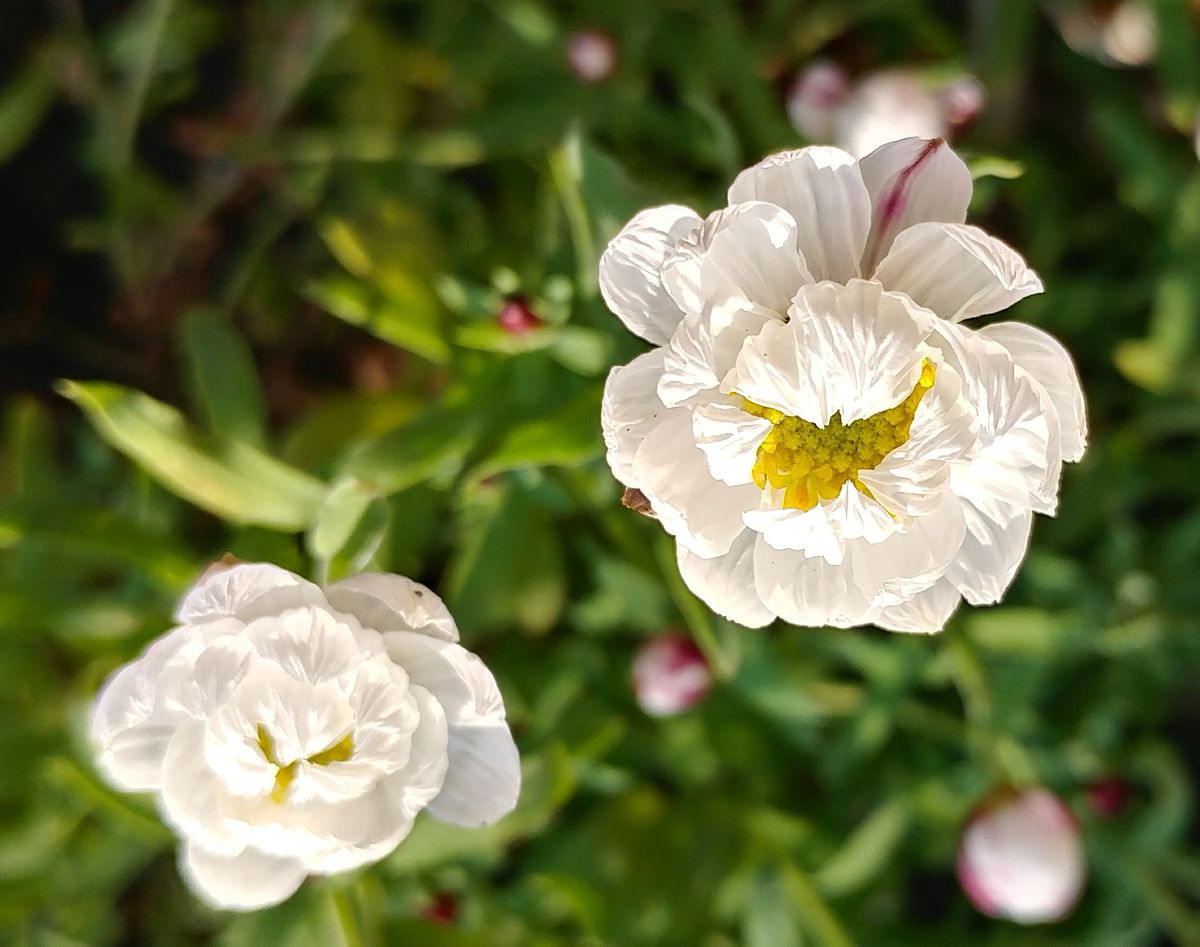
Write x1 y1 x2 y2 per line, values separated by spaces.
600 138 1086 631
91 563 519 910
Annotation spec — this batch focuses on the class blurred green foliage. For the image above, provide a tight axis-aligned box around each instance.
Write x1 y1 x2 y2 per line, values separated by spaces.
1 1 1199 944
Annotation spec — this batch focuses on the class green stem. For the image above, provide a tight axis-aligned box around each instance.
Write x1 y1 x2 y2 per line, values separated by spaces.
329 886 365 947
652 532 736 680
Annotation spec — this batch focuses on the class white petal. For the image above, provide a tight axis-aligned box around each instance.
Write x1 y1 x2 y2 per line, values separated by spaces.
427 721 521 828
978 322 1087 462
662 202 813 315
325 573 458 641
658 299 778 407
856 490 967 608
676 529 775 628
727 147 871 283
175 563 325 625
244 606 381 685
91 628 194 791
730 279 934 425
691 401 772 487
935 323 1060 519
872 222 1044 322
752 533 876 628
858 137 973 271
944 501 1033 606
599 205 702 344
160 721 242 856
745 481 897 562
858 356 979 520
100 725 178 792
873 578 961 634
632 410 761 558
181 842 307 911
601 348 675 487
380 682 451 822
382 633 506 726
154 635 256 721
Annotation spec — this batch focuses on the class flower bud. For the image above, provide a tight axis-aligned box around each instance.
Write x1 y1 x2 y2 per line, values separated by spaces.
786 61 850 142
631 634 711 716
1086 777 1131 818
496 297 542 335
957 788 1085 924
422 892 459 925
566 30 617 84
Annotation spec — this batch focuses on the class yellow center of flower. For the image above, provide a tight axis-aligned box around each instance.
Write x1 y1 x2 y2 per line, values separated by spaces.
741 360 936 511
257 724 355 805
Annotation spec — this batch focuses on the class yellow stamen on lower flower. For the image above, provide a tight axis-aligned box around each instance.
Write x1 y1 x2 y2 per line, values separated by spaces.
741 360 935 511
257 723 356 805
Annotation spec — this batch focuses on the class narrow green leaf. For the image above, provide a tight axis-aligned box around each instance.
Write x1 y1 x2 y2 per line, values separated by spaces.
341 403 482 496
58 380 324 531
181 307 268 446
306 274 449 365
815 799 909 897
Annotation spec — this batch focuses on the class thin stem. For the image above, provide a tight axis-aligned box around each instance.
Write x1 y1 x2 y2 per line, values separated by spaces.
328 886 365 947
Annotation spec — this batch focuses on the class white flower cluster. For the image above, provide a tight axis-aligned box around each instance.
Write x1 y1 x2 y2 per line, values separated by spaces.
600 138 1086 632
91 563 519 910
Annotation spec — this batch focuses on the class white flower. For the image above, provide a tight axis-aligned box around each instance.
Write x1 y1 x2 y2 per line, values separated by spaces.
91 563 520 911
788 66 985 159
957 788 1085 924
631 634 712 717
599 139 1086 633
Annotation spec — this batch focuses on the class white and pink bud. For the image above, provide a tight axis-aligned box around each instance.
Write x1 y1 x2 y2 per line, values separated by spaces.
786 61 850 143
631 634 711 717
566 30 618 84
957 788 1085 924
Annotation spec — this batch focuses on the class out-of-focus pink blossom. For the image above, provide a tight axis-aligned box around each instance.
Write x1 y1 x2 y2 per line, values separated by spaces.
787 66 985 158
632 634 711 716
1047 1 1157 67
567 30 618 84
957 788 1085 924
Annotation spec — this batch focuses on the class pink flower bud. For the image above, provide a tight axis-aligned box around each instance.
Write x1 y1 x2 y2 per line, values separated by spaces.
496 297 542 334
786 61 850 142
1086 778 1131 818
631 634 711 717
939 76 987 130
957 788 1085 924
567 30 617 84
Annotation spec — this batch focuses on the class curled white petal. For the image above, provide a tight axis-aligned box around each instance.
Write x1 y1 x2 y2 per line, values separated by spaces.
727 147 870 283
599 205 702 344
872 222 1044 322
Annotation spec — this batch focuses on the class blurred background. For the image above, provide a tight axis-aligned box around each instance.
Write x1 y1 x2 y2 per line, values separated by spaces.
2 0 1200 944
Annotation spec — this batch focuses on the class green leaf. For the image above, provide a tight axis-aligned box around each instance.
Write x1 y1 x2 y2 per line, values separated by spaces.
0 56 56 163
742 866 804 947
814 799 909 897
181 307 268 447
58 381 324 531
306 476 390 581
341 402 483 496
470 387 603 482
305 273 449 365
445 483 567 635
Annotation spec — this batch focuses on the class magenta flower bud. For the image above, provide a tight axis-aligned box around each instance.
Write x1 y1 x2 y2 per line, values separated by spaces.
422 892 459 925
1086 777 1131 818
631 634 711 717
496 297 542 335
957 788 1085 924
566 30 618 84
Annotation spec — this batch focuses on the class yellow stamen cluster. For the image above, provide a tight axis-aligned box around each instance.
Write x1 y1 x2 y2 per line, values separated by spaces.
741 360 935 511
257 724 355 805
